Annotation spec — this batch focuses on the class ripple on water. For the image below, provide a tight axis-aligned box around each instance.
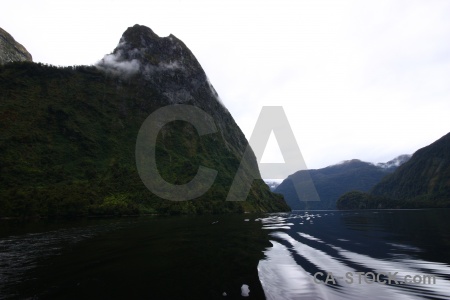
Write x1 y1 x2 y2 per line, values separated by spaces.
258 211 450 300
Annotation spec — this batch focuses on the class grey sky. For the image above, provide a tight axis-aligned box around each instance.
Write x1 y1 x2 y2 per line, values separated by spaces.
1 0 449 171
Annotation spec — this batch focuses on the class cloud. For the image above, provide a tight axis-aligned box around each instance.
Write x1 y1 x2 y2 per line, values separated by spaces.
96 49 141 76
158 61 182 70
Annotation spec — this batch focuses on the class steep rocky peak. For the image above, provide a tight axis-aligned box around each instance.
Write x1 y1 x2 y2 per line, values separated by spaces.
96 24 225 117
120 25 182 51
121 24 160 46
97 24 204 81
0 27 33 65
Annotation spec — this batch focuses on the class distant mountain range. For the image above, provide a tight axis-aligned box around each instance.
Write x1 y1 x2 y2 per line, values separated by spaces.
0 25 289 218
337 132 450 209
274 155 411 210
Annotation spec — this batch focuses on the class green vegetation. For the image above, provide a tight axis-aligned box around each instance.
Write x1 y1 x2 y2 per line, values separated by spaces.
337 133 450 210
0 62 288 218
336 191 402 210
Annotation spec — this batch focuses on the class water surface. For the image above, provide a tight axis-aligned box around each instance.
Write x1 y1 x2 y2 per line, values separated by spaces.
1 215 268 299
258 209 450 299
1 209 450 299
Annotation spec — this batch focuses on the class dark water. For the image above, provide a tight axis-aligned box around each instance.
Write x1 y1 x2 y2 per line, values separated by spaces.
0 215 268 299
1 210 450 299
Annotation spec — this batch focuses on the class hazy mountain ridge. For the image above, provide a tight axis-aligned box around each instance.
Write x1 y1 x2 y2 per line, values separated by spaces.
0 25 289 217
337 132 450 209
275 156 409 210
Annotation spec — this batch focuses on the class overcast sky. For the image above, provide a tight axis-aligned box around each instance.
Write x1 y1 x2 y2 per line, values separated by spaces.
2 0 450 172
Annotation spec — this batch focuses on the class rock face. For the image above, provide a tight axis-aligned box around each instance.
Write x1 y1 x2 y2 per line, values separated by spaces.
0 27 32 64
0 24 289 217
98 25 250 162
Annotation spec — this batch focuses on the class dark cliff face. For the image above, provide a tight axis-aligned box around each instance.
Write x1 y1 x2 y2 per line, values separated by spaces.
0 27 32 64
97 25 252 160
0 24 289 217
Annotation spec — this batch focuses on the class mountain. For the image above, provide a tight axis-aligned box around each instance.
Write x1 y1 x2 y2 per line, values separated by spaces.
0 24 289 218
275 156 410 210
337 132 450 209
264 180 282 191
376 154 411 170
0 27 32 64
371 133 450 203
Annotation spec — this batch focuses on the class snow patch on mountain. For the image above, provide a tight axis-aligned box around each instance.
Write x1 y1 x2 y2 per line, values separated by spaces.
377 154 411 169
264 179 283 191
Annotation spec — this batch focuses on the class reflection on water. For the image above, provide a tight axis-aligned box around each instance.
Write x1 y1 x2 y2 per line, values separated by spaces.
1 210 450 299
258 210 450 300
